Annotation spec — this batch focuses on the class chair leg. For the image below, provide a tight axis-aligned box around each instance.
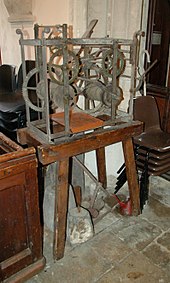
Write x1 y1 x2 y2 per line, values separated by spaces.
114 165 127 194
139 171 149 211
114 144 140 194
138 149 150 211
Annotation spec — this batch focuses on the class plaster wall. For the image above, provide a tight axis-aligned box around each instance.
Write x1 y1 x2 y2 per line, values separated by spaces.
0 0 70 71
0 0 20 66
33 0 69 25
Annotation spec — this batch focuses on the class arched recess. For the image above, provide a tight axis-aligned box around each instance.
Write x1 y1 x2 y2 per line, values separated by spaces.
4 0 34 24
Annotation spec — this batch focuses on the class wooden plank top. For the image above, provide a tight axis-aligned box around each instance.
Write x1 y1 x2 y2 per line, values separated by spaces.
51 111 104 133
37 121 143 165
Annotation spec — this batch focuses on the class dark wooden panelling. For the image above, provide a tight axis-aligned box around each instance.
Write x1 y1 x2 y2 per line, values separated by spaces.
0 134 45 282
146 0 170 86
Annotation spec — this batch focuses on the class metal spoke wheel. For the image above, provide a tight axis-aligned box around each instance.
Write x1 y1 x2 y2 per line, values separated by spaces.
48 49 80 85
102 49 125 78
22 68 45 112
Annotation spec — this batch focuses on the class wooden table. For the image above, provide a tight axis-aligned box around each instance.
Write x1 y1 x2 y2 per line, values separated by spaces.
18 120 143 260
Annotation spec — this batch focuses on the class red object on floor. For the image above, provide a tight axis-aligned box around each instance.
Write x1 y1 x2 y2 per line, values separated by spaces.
113 194 132 215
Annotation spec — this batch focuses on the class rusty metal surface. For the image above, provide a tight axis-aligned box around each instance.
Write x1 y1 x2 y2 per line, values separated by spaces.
17 23 143 144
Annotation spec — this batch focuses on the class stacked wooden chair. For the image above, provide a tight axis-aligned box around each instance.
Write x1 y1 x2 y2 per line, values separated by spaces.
133 95 170 209
0 61 36 140
115 95 170 211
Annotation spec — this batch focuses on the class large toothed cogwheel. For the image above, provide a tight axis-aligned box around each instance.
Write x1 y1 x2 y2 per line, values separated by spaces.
48 49 80 85
47 26 63 54
102 49 125 78
22 68 45 112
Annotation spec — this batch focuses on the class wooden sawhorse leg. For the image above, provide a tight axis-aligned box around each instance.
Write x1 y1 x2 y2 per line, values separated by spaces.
53 158 69 260
96 147 107 189
122 138 140 216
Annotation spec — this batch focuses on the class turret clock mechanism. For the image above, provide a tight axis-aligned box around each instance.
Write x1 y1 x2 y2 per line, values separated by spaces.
17 21 145 144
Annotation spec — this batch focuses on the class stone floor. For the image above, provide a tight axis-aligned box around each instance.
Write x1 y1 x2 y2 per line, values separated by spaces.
27 176 170 283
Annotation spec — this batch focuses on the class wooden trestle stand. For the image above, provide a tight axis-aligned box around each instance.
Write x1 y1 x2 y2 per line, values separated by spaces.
17 119 143 260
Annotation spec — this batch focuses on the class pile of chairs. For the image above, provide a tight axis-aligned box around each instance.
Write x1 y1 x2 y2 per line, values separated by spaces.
115 95 170 211
133 95 170 209
0 61 36 140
